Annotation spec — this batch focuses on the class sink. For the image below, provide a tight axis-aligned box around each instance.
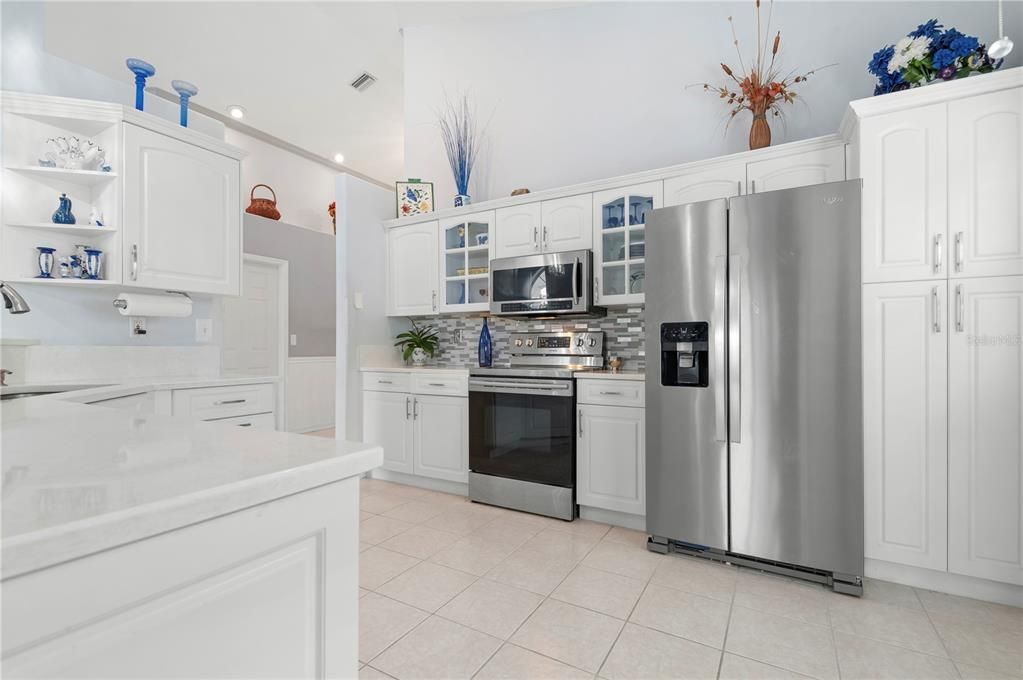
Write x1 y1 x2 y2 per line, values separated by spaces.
0 385 110 400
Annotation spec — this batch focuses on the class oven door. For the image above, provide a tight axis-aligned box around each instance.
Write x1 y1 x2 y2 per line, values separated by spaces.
489 250 592 316
469 378 575 487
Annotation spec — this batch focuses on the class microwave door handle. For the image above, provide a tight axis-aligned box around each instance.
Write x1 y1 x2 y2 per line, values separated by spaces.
573 256 580 304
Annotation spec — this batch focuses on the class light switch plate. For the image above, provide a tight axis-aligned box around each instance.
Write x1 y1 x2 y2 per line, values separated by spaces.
195 318 213 343
290 334 298 346
353 292 364 310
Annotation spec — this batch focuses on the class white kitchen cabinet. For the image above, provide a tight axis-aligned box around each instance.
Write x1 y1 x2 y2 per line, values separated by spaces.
862 281 948 571
495 195 591 258
123 123 241 295
577 404 645 516
663 161 746 207
494 203 541 258
439 211 493 313
746 145 846 194
593 182 661 306
948 88 1023 279
387 221 439 316
362 390 414 475
948 276 1023 585
413 394 469 483
858 103 948 283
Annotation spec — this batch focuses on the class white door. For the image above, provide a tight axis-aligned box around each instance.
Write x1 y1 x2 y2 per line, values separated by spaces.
948 88 1023 279
495 203 540 258
663 161 746 207
362 391 413 474
413 395 468 483
948 276 1023 585
746 145 846 194
577 404 645 515
541 195 592 252
859 104 948 283
387 221 439 316
222 258 283 377
123 123 241 295
862 281 948 571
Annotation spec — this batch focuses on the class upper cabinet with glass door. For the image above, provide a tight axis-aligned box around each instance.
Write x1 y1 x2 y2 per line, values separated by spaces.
592 182 662 306
439 211 495 313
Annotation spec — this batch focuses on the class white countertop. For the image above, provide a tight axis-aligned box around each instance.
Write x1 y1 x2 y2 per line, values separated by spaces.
360 366 470 374
575 370 646 381
1 377 381 578
5 374 281 404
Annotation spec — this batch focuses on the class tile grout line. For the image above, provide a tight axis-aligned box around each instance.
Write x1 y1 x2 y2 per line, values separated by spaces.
714 574 737 679
828 603 843 680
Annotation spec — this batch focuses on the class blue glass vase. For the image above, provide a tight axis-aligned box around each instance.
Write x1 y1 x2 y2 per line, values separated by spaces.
52 193 76 224
478 317 492 368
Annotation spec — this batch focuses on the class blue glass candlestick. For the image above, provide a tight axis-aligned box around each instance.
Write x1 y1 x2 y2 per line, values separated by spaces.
126 58 156 111
171 80 198 127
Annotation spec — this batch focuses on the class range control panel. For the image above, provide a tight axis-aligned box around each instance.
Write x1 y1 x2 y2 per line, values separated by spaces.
508 331 604 357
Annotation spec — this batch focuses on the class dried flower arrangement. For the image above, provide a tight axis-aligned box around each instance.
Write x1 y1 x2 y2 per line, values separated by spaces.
698 0 832 150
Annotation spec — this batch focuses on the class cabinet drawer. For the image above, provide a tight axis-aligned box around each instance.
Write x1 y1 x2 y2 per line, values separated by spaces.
171 383 275 420
577 379 645 407
413 373 468 396
205 412 276 430
363 372 412 393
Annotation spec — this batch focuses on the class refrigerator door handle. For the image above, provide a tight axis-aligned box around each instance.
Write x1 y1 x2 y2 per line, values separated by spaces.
714 255 727 442
728 254 742 444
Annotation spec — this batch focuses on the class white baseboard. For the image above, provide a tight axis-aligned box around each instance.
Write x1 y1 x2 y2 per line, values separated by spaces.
866 558 1023 607
579 506 646 531
369 469 469 497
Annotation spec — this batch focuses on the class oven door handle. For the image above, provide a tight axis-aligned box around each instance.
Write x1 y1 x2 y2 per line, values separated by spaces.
469 379 575 397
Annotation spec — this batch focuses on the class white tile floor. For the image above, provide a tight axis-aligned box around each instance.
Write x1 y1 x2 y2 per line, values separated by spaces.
358 478 1023 680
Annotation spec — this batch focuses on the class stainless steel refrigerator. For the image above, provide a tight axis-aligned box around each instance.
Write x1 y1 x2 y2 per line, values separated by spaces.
644 180 863 595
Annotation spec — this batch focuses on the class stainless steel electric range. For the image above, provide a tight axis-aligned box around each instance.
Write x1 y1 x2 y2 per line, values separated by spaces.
468 330 605 521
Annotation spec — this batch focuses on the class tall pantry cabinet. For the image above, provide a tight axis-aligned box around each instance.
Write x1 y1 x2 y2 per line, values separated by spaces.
846 68 1023 592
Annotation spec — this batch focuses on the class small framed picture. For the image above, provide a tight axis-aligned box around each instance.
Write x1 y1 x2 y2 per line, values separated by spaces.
396 179 434 218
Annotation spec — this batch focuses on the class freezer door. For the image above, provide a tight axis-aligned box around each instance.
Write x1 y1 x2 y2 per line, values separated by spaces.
727 180 863 578
645 200 729 550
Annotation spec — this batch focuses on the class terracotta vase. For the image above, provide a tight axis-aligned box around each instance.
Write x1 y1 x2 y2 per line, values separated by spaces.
749 103 772 151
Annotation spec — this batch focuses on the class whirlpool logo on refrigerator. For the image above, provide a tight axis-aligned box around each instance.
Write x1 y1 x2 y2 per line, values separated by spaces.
823 195 844 205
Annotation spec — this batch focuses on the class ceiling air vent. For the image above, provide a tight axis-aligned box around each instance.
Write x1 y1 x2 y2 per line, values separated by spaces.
350 72 377 92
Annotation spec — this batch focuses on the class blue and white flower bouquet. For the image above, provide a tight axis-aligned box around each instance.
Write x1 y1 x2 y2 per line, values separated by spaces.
869 20 1003 95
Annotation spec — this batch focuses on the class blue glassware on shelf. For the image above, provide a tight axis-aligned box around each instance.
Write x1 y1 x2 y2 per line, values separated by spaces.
84 248 103 280
36 247 56 278
126 58 156 111
52 193 76 224
171 80 198 127
478 317 492 368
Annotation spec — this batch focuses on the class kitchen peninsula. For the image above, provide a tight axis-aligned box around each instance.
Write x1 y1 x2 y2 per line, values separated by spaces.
2 390 380 678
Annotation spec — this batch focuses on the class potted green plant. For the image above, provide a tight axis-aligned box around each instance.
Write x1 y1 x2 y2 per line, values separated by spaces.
394 319 439 367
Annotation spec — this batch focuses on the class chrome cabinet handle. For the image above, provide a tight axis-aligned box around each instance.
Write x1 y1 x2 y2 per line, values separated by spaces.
599 390 623 396
405 397 411 419
737 180 743 196
728 255 742 444
432 290 437 312
412 398 419 419
427 382 446 387
533 226 539 250
238 422 252 427
578 409 583 436
932 287 941 333
955 232 964 273
594 276 600 303
378 380 393 385
713 256 727 442
130 244 138 280
956 284 964 332
750 179 756 194
934 234 943 273
214 398 246 405
543 225 549 249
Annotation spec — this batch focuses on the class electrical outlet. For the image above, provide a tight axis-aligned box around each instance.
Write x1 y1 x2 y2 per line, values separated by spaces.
353 292 364 310
195 318 213 343
130 317 147 336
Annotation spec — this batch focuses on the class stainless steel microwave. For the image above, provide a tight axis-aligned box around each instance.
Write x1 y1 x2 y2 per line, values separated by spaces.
489 249 604 317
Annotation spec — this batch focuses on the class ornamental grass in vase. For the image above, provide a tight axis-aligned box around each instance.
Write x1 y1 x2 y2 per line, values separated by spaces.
698 0 831 150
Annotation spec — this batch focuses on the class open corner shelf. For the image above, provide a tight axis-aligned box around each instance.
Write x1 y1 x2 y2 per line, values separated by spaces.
6 165 118 186
6 222 119 236
4 276 120 287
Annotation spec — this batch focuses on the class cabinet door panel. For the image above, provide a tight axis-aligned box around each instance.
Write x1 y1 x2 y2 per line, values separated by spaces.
387 222 438 316
592 182 661 306
542 194 592 252
663 162 745 207
577 404 645 516
413 395 468 483
495 203 540 258
949 276 1023 585
862 281 948 571
123 124 240 295
362 391 413 474
746 144 846 194
949 88 1023 278
860 104 947 283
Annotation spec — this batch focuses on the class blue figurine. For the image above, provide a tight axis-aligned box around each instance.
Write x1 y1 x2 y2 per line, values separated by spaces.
171 80 198 127
126 58 156 111
52 193 76 225
478 317 493 368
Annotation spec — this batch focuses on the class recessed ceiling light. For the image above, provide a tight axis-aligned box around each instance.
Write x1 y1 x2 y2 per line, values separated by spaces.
334 153 345 164
227 105 246 119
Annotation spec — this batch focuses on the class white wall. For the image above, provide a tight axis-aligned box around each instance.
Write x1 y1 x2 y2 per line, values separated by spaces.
335 174 403 441
404 1 1023 205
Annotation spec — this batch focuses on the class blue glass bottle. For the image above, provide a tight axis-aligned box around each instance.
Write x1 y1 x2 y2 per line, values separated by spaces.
478 317 492 368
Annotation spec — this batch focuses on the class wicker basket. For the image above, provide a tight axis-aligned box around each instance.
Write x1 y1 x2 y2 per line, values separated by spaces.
245 184 281 220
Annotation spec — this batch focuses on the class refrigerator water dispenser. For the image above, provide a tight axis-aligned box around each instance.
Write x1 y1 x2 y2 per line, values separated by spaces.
660 322 709 387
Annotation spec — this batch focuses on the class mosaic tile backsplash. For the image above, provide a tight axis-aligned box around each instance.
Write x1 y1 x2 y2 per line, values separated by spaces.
413 308 646 371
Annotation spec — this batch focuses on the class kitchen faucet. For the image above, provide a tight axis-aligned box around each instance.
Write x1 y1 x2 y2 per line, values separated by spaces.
1 282 31 314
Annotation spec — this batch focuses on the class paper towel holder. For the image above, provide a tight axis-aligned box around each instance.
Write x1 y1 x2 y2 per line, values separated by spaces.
113 290 191 310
